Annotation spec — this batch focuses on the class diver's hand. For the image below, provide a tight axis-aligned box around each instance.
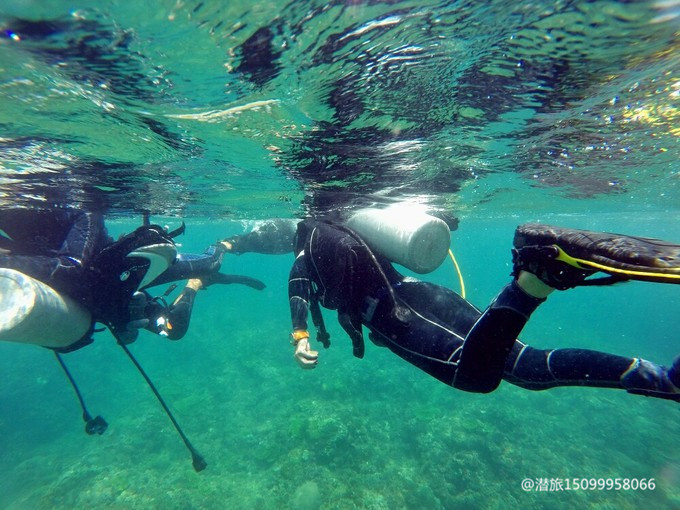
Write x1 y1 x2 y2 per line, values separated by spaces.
293 336 318 369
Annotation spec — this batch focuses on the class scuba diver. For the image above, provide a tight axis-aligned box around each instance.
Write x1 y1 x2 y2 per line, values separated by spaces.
93 226 265 346
281 216 680 403
0 207 265 350
0 208 265 471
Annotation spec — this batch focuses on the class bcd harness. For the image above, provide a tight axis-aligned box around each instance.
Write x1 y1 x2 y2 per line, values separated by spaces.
301 221 411 360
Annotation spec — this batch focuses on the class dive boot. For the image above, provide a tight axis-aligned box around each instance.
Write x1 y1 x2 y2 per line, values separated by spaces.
621 357 680 402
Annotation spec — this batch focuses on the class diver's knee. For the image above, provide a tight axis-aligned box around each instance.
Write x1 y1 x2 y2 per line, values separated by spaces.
452 373 501 394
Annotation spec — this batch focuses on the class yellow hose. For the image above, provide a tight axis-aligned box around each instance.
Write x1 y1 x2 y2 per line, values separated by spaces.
448 248 466 299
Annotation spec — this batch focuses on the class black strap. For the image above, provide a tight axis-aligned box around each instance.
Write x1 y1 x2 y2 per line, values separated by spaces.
337 310 365 359
47 322 96 353
309 295 330 348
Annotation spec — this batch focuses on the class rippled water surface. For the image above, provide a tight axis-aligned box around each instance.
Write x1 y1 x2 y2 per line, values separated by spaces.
0 1 679 509
1 0 678 218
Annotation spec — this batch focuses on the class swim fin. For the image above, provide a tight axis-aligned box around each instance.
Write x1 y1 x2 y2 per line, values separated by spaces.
514 224 680 286
201 273 266 290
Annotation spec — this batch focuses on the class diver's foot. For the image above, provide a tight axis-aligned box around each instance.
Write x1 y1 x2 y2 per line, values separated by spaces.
512 241 596 291
512 223 680 290
516 270 556 299
621 357 680 402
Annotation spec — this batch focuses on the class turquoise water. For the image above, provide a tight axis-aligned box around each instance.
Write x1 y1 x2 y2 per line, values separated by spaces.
1 0 679 509
2 214 679 509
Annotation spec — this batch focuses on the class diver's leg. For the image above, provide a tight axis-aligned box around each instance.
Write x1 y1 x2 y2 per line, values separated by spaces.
504 342 680 401
367 280 545 390
451 220 680 395
146 244 226 288
452 279 546 393
145 243 266 291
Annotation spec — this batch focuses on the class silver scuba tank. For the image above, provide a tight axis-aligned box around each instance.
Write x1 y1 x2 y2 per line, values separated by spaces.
347 206 451 274
0 268 92 348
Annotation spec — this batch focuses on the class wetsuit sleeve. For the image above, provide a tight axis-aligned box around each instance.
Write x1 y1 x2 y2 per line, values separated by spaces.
288 251 312 331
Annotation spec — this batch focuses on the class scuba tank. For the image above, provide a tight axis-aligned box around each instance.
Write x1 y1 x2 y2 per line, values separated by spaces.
0 268 92 348
346 206 451 274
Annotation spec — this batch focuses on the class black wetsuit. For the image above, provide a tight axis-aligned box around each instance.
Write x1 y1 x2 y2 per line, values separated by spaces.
288 220 635 394
0 210 251 347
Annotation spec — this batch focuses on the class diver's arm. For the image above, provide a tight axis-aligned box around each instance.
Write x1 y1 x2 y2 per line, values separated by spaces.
288 251 312 331
141 280 202 341
288 250 318 369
